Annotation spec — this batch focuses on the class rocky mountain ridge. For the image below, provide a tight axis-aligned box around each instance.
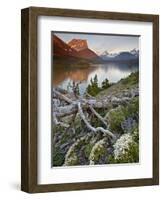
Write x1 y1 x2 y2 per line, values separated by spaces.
53 35 99 61
68 39 88 51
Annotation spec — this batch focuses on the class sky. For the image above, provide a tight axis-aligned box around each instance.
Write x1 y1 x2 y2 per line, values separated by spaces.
53 32 139 55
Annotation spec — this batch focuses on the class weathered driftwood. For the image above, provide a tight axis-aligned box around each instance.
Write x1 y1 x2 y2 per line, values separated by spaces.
54 97 132 117
53 112 70 128
78 102 115 139
54 90 73 104
52 88 138 139
88 105 107 127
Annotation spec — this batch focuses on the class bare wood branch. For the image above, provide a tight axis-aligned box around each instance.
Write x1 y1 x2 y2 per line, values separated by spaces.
53 112 70 128
88 106 107 127
77 102 115 139
54 96 129 117
84 92 95 99
53 87 139 118
65 111 78 133
54 104 78 117
54 90 73 104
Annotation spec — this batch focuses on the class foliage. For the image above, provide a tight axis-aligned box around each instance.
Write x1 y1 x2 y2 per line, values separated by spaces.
108 97 139 133
131 126 139 143
102 78 110 90
114 142 139 163
109 142 139 164
64 151 79 166
53 147 65 166
84 143 94 159
89 138 108 165
64 135 92 166
86 74 101 96
125 97 139 117
108 107 126 134
109 132 139 164
86 75 112 96
111 125 139 164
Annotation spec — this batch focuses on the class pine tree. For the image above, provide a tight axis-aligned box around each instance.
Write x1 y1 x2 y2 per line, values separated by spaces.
102 78 110 89
87 75 100 96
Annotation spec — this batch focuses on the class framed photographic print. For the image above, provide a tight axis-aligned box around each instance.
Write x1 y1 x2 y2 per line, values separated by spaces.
21 7 159 193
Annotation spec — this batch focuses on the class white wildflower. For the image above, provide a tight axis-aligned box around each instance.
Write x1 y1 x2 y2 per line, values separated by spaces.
113 133 133 160
64 134 91 166
89 138 107 165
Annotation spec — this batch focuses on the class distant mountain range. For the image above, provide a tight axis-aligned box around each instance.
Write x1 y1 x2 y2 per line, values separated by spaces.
53 35 139 63
100 49 139 62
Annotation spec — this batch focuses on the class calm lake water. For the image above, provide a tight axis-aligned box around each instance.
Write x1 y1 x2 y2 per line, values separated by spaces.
53 62 138 95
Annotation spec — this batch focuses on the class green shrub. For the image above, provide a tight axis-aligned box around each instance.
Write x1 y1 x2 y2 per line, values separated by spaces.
102 78 110 89
87 74 101 96
131 126 139 143
108 107 126 133
64 135 92 166
125 97 139 117
114 142 139 163
64 151 79 165
53 147 65 166
89 138 108 164
108 97 139 134
84 143 94 158
109 133 139 164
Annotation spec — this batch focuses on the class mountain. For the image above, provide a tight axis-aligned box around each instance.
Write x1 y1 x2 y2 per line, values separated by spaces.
53 35 100 61
130 48 139 57
101 50 109 57
68 39 88 51
53 35 78 57
77 48 99 59
100 50 139 62
100 51 118 61
115 52 138 61
68 38 99 60
68 39 99 60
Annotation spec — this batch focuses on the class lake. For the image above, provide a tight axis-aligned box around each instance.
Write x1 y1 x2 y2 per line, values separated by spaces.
53 62 138 95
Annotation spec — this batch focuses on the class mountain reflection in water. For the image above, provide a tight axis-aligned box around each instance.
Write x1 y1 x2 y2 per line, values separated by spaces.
53 61 138 95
